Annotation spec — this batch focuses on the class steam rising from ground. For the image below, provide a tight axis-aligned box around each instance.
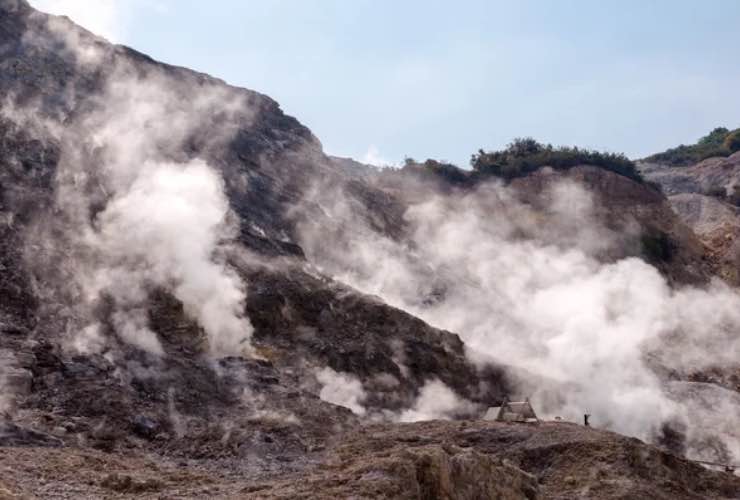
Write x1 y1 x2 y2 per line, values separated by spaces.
83 160 252 355
399 379 476 423
299 177 740 462
314 369 478 423
315 367 367 416
8 14 254 357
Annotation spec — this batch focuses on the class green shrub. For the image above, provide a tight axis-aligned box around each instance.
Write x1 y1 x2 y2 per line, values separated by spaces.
723 130 740 153
698 127 729 147
401 158 471 186
470 137 643 183
644 126 740 166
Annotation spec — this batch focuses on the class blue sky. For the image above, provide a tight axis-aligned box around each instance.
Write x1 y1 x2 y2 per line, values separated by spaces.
31 0 740 166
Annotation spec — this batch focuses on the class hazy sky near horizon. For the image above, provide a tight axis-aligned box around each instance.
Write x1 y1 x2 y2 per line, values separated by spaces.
31 0 740 167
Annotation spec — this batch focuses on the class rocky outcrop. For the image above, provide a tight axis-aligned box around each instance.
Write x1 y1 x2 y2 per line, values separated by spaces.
665 193 740 281
249 442 539 499
244 265 510 413
1 421 738 499
640 152 740 197
639 153 740 284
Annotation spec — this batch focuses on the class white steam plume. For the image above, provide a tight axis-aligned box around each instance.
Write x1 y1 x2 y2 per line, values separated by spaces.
69 73 253 357
299 177 740 463
314 369 478 423
85 160 252 355
11 13 255 357
315 367 367 416
399 379 476 423
361 145 395 168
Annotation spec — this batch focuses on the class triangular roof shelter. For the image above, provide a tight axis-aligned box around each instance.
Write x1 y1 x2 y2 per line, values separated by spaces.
484 397 539 423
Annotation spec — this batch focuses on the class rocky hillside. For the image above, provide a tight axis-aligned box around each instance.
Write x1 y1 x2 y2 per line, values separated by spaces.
639 148 740 412
0 0 509 429
640 152 740 283
0 1 739 498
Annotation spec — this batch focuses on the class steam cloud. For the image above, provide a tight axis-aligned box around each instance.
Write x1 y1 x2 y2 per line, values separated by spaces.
314 369 478 423
299 175 740 463
8 12 255 358
399 379 476 423
83 159 252 356
316 367 368 416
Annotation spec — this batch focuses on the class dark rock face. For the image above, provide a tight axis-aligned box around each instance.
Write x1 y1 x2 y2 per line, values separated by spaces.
131 415 160 440
244 265 510 412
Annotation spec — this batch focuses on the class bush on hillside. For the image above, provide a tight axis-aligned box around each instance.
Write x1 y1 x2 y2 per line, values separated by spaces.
723 130 740 153
401 158 470 185
644 126 740 166
470 137 642 183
